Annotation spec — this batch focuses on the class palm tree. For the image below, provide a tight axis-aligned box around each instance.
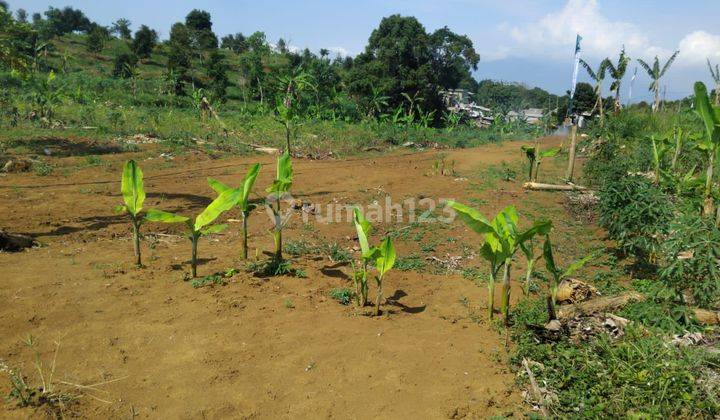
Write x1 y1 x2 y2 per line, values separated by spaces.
708 59 720 106
637 51 680 112
605 47 631 111
579 58 610 120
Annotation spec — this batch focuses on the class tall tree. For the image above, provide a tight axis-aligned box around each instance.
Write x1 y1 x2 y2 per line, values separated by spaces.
166 22 192 94
708 59 720 106
111 18 132 40
86 24 109 54
132 25 157 59
605 47 631 111
637 51 680 112
16 9 27 23
429 26 480 90
205 49 229 101
43 6 91 36
221 33 247 53
579 58 610 120
185 9 217 50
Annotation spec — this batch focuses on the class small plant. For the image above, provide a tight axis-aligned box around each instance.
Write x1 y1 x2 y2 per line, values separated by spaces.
444 201 551 323
521 142 561 182
115 160 146 266
146 186 241 277
693 81 720 216
519 238 541 296
266 152 293 263
329 287 353 305
208 163 261 259
351 207 397 315
542 236 594 311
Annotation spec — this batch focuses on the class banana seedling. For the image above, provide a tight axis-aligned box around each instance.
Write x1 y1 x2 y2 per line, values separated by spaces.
444 201 551 323
146 187 242 277
208 163 261 259
521 141 561 182
519 238 542 296
351 208 396 315
115 160 147 267
266 152 293 263
542 236 594 313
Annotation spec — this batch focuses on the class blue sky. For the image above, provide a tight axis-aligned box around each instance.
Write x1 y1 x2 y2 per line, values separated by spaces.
13 0 720 100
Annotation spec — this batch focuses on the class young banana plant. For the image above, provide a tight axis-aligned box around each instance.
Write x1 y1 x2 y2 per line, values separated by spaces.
542 236 594 314
519 238 542 296
266 152 293 262
146 187 242 277
351 208 396 315
444 201 551 323
693 82 720 217
352 208 374 307
208 163 261 259
116 160 146 267
521 141 561 182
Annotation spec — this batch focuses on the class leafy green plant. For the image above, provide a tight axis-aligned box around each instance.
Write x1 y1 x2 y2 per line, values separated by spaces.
542 236 594 310
265 152 293 263
115 160 146 267
329 287 353 305
444 201 551 323
521 142 561 182
351 207 397 315
208 163 261 259
693 81 720 216
146 186 241 277
519 238 541 296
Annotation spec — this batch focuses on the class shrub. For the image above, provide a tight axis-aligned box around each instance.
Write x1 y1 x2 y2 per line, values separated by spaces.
660 213 720 308
598 174 673 265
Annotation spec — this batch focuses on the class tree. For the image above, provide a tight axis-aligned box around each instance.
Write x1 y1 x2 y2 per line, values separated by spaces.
43 6 91 36
571 82 597 115
111 18 132 40
708 59 720 106
277 38 288 53
221 33 247 53
347 15 440 118
16 9 27 23
86 24 109 54
113 51 138 78
205 49 229 101
606 47 631 111
319 48 329 59
185 9 217 50
132 25 157 59
166 22 192 94
637 51 679 112
0 8 37 72
429 26 480 90
578 58 610 120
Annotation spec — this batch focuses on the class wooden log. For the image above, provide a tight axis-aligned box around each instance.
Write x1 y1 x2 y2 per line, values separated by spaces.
0 231 37 252
693 308 720 325
557 291 645 319
565 124 578 182
523 182 588 191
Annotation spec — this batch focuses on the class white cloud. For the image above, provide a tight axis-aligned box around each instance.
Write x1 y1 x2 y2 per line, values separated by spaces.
499 0 670 61
327 47 349 57
678 31 720 66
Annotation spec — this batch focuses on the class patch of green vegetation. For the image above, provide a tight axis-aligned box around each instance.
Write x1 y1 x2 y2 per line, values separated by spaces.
329 288 353 305
394 253 426 272
511 297 720 418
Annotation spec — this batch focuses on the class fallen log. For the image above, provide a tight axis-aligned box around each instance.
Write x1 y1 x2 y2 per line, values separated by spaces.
557 291 645 319
693 308 720 325
555 278 599 304
524 182 588 191
0 231 37 252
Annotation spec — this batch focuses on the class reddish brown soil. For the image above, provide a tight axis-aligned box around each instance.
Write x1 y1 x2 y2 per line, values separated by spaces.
0 136 596 418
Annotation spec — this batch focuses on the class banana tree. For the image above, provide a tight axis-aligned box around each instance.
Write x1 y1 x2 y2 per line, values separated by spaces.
650 135 671 185
115 160 146 267
637 52 679 112
606 47 631 111
693 81 720 217
266 152 293 262
578 58 610 121
146 187 242 277
208 163 261 259
521 142 561 182
444 201 551 323
542 236 594 313
708 59 720 106
519 238 541 296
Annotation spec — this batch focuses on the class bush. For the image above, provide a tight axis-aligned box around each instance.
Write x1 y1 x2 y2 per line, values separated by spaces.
598 174 673 265
660 213 720 308
112 52 138 78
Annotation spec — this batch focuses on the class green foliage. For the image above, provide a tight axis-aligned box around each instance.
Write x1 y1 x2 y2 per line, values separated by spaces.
512 298 719 418
266 152 293 262
660 213 720 308
329 287 353 305
598 174 673 265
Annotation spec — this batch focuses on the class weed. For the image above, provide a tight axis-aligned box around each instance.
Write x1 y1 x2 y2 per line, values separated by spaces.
284 298 295 309
32 161 54 176
394 254 426 272
329 287 353 305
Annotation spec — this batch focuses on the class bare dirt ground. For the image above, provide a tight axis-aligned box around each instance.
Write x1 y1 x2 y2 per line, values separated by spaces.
0 136 597 418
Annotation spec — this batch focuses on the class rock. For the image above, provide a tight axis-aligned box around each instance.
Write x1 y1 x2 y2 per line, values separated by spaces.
0 231 37 251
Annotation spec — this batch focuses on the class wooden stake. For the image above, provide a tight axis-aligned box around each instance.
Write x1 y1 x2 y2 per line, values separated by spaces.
523 182 588 191
565 124 578 182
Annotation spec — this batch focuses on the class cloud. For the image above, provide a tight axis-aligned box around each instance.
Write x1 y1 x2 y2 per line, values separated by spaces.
499 0 670 61
327 47 349 57
678 31 720 66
